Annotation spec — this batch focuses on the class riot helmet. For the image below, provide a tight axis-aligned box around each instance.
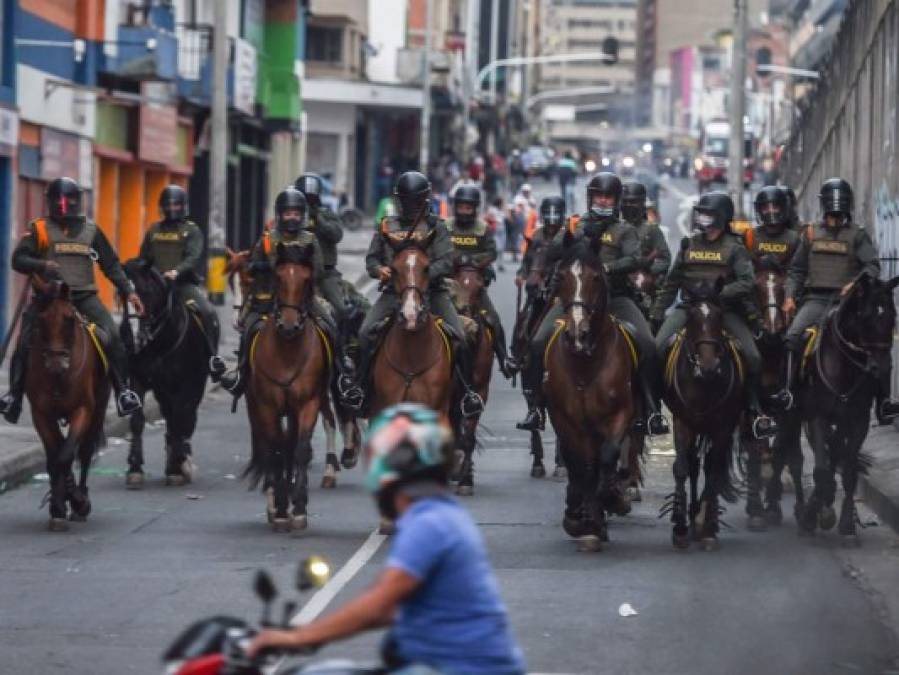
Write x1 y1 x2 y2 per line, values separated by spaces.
295 173 323 209
692 191 734 235
586 172 622 221
818 177 852 226
275 186 308 234
453 185 481 227
620 181 647 224
159 184 188 223
393 171 432 226
46 177 83 223
753 185 789 231
539 196 566 235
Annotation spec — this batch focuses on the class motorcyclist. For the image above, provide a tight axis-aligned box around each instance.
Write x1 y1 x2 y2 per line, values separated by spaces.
247 403 527 675
775 178 899 422
0 177 144 421
138 184 225 380
651 191 777 439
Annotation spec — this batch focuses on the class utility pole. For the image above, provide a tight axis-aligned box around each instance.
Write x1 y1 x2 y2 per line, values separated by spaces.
489 0 500 103
420 0 433 173
462 0 480 159
728 0 748 218
208 0 228 305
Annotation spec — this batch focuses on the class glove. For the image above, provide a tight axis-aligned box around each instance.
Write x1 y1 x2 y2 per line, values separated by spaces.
583 220 602 239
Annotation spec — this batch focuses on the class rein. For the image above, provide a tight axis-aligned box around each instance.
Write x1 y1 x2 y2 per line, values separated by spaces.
36 307 91 394
813 295 880 402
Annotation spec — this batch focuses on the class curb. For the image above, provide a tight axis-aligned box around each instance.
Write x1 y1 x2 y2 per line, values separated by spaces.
857 422 899 534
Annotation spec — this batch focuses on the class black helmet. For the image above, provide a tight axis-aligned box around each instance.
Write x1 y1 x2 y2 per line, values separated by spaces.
275 186 307 233
539 196 566 231
453 185 481 226
692 191 734 234
294 173 323 209
393 171 431 225
586 172 622 221
159 184 188 222
753 185 788 229
780 185 799 227
621 181 647 223
819 177 852 218
46 177 82 221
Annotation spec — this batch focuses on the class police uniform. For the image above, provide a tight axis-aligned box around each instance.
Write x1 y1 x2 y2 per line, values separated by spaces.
651 231 760 374
307 207 347 324
632 218 672 317
517 226 557 287
744 225 800 270
138 218 221 354
784 221 880 351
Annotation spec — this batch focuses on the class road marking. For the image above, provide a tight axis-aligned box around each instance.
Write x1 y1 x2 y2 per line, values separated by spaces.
291 528 388 625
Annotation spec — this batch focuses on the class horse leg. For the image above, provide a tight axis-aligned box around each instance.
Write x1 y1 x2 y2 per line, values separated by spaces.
669 423 691 549
838 416 868 545
553 441 567 479
530 429 546 478
33 414 68 530
456 420 477 497
291 402 320 530
577 458 602 553
339 414 361 470
744 428 767 531
785 418 805 519
126 386 147 489
166 405 197 486
799 417 831 534
321 407 339 489
598 439 630 517
623 431 644 502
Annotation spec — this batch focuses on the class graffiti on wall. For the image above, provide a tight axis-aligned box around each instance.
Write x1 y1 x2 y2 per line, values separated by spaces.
874 182 899 278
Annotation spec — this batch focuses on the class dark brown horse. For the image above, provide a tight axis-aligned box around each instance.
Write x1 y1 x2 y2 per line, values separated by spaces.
798 274 899 544
26 277 110 531
244 242 330 532
661 279 743 550
450 263 495 496
743 267 804 530
544 249 637 552
370 242 454 420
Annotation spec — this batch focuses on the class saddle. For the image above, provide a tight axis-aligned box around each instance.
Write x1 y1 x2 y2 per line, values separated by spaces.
663 329 745 388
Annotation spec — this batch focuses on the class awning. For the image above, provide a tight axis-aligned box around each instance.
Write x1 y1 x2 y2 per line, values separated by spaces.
301 78 423 110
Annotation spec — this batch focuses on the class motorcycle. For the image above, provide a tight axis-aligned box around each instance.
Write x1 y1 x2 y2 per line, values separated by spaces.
163 557 386 675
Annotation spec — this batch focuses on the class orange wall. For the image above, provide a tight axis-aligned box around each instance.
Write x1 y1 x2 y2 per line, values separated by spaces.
20 0 77 32
95 158 119 307
144 170 168 232
76 0 105 41
118 164 145 263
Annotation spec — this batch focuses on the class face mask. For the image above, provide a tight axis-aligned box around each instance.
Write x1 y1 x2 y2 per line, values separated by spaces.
621 203 643 222
590 206 616 220
280 217 302 233
693 211 717 232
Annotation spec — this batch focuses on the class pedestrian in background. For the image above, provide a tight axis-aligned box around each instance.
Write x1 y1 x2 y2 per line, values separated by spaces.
509 149 526 194
557 151 578 213
487 196 507 272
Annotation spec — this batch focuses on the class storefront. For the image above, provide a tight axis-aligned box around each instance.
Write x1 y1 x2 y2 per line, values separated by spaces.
0 104 17 338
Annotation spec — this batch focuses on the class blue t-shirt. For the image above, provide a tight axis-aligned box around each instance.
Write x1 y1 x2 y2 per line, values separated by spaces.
386 496 526 675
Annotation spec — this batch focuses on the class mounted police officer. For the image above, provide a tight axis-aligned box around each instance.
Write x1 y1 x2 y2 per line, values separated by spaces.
353 171 484 417
220 187 331 396
445 185 511 378
651 191 776 439
294 173 362 408
0 177 144 422
621 180 671 317
138 184 225 380
746 186 801 272
780 185 802 230
517 172 668 436
775 178 899 422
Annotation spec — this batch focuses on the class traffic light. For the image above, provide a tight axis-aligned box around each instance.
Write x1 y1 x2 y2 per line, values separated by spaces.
602 36 619 65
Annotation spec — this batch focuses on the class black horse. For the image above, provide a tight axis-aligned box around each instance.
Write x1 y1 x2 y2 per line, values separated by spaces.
121 259 214 487
798 274 899 544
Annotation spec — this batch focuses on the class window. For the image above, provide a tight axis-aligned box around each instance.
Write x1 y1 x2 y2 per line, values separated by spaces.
306 25 343 64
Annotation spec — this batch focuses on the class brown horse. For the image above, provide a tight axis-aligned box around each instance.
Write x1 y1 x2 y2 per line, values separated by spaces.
26 277 110 531
369 242 454 420
544 249 638 552
661 279 743 550
244 242 330 531
450 263 494 496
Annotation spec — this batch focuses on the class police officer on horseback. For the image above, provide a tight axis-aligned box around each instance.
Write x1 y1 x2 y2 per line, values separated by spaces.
138 184 225 380
294 173 362 408
353 171 484 418
0 177 144 421
445 185 512 378
518 172 668 436
775 178 899 422
746 186 801 271
221 186 332 396
621 180 671 317
651 191 777 439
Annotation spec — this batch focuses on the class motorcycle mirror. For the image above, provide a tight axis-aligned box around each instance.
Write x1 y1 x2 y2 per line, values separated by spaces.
297 556 331 591
281 600 298 628
254 569 278 603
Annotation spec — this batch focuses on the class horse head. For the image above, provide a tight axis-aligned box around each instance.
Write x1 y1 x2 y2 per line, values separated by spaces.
754 266 787 338
391 243 432 331
558 250 609 356
124 258 169 319
453 263 486 318
682 278 728 379
839 274 899 371
273 241 315 340
31 276 78 375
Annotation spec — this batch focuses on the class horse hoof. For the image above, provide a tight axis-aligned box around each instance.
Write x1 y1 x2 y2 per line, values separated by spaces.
291 514 308 531
563 516 586 538
840 534 861 548
456 484 474 497
747 515 767 532
265 488 276 524
672 530 690 550
271 517 292 533
165 475 186 487
577 535 602 553
48 518 69 532
340 449 358 470
68 512 87 523
625 486 642 502
819 506 837 531
69 499 91 520
378 517 396 535
125 472 144 490
700 536 719 552
321 475 337 489
764 506 783 527
530 464 546 479
180 459 194 483
552 466 567 481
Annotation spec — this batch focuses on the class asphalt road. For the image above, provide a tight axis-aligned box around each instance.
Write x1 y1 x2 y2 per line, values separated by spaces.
2 180 899 674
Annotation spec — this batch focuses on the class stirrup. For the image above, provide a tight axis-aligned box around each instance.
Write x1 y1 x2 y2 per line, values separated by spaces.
752 413 777 440
0 393 23 424
208 355 226 379
878 399 899 423
220 369 242 393
647 412 670 436
773 388 794 411
337 375 364 411
516 408 544 432
116 390 142 417
460 390 485 419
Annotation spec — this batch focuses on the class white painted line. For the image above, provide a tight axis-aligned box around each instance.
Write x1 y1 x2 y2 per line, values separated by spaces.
291 528 388 625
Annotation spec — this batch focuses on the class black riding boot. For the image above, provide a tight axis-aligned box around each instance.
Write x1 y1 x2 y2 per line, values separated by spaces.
220 329 251 396
454 342 485 418
201 310 226 381
876 366 899 425
772 347 799 411
0 338 29 424
517 352 545 431
335 326 364 411
636 363 669 435
490 319 513 379
108 355 141 417
746 373 777 439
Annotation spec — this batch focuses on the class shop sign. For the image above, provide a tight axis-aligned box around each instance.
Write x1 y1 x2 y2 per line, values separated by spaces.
234 38 258 117
40 127 81 180
138 103 178 165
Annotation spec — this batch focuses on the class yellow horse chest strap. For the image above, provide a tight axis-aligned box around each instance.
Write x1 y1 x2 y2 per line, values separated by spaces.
86 323 109 374
434 318 454 364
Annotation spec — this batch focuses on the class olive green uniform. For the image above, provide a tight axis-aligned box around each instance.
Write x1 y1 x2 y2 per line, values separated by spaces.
651 232 760 374
7 216 135 401
138 218 221 355
631 219 672 317
308 207 348 324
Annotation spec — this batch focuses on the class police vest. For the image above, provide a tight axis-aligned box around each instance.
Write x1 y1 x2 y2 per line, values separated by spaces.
446 218 489 259
147 220 192 273
681 233 738 283
805 223 858 291
261 228 317 265
744 226 799 267
573 213 630 267
34 217 97 292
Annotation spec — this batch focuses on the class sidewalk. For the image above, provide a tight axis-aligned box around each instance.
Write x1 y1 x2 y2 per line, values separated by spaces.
858 421 899 532
0 236 371 492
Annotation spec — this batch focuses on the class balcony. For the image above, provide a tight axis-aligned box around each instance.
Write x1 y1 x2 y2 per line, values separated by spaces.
106 3 178 81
